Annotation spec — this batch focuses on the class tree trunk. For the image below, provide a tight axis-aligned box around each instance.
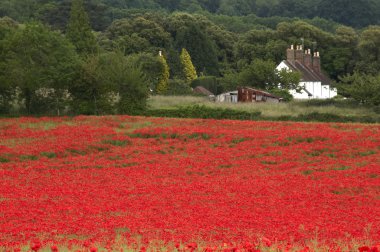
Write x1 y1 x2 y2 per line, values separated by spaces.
93 92 98 115
56 96 60 117
24 88 32 115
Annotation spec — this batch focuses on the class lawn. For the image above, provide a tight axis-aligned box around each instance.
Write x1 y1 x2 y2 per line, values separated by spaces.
0 116 379 251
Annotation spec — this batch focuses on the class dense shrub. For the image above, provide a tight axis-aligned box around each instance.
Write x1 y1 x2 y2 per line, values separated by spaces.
275 112 378 123
164 79 194 95
269 89 293 102
145 105 262 120
142 105 379 123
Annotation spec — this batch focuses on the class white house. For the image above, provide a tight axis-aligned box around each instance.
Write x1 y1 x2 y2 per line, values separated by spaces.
276 45 337 99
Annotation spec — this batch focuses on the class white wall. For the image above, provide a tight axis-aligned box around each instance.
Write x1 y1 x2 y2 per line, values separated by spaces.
322 86 338 99
276 61 337 100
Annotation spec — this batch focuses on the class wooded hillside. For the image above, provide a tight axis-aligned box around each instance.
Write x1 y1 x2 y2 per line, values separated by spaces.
0 0 379 29
0 0 379 116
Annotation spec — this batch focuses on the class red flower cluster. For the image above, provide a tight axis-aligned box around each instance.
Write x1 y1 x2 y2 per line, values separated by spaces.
0 116 379 249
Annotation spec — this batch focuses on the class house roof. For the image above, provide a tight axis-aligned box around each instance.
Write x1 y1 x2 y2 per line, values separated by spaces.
283 60 331 85
193 86 214 96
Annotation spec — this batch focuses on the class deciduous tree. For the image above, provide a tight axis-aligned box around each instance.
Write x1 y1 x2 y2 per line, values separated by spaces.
0 22 79 115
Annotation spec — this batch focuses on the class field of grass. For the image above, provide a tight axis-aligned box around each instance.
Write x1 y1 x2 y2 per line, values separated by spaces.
148 96 380 120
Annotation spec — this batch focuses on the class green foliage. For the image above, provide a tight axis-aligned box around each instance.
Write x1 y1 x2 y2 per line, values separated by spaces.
180 48 197 82
143 104 378 123
103 139 131 147
37 1 111 32
146 105 262 120
104 52 149 114
0 17 18 114
337 72 380 106
69 54 115 115
169 13 219 75
277 69 301 91
164 79 194 95
2 0 380 30
316 0 378 28
101 17 171 55
269 89 294 102
238 59 278 90
127 53 165 92
219 72 240 92
156 54 170 94
66 0 98 55
191 76 222 95
70 51 149 115
235 59 300 92
356 26 380 75
0 22 79 115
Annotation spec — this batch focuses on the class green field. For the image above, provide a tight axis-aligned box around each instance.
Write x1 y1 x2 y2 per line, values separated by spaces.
147 96 380 122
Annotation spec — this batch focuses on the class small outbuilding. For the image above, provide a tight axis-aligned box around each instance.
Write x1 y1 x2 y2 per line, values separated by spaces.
216 91 238 103
238 87 281 103
193 86 214 96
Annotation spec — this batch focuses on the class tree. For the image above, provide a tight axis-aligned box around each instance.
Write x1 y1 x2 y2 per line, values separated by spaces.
101 17 171 55
323 26 358 79
127 52 166 92
0 17 18 113
66 0 98 55
101 51 149 114
70 51 149 115
316 0 376 28
156 53 170 94
355 26 380 75
337 72 380 105
238 59 278 90
180 48 197 83
0 22 79 115
276 69 301 91
70 54 115 115
37 1 111 32
237 59 301 92
167 13 219 75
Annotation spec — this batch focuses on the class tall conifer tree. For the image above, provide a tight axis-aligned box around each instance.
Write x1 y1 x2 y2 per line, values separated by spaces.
180 48 197 83
156 52 170 94
66 0 97 55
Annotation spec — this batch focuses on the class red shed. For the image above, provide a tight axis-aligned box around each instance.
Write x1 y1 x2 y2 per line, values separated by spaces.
238 87 281 103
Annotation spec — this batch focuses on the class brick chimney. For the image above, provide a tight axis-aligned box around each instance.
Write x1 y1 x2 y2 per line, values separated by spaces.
286 45 295 63
313 52 321 73
304 49 312 68
295 45 304 63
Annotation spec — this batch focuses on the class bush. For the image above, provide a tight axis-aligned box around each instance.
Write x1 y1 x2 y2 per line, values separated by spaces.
268 89 293 102
140 105 379 123
164 79 194 95
145 105 262 120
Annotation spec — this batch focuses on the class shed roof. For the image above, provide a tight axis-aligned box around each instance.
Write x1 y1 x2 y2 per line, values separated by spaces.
193 86 214 96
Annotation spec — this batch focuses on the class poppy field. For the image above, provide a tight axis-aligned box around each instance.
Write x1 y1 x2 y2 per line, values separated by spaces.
0 116 379 251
